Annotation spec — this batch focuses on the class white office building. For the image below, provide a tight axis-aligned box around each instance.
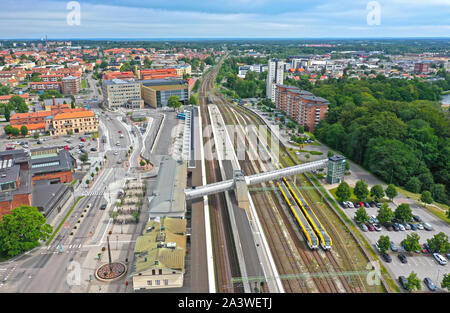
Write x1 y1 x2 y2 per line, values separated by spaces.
266 59 284 102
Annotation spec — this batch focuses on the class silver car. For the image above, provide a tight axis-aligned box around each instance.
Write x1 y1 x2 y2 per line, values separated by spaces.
398 224 405 231
433 253 447 265
423 222 433 231
417 223 424 230
360 224 368 232
403 223 411 230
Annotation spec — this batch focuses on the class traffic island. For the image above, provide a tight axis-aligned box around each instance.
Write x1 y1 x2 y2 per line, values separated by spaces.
95 262 127 282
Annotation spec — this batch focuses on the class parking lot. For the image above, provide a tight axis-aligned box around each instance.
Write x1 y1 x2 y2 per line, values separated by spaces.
340 199 448 292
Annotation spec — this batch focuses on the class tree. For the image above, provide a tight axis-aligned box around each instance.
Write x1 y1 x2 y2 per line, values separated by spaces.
385 184 397 202
394 203 413 223
405 272 421 292
85 179 90 185
401 233 421 253
377 235 391 254
33 132 39 139
327 150 334 157
10 127 20 137
297 126 304 134
336 181 351 202
442 274 450 291
345 161 350 171
354 207 369 225
0 206 52 258
370 184 384 201
39 90 62 101
20 125 28 137
189 94 199 105
9 95 28 113
405 177 421 193
79 152 89 164
377 203 394 225
167 95 182 111
4 125 12 135
140 160 146 167
426 232 450 254
354 180 369 201
420 190 433 204
430 184 448 204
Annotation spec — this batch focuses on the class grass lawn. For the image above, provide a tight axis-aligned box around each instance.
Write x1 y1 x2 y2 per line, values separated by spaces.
81 80 87 89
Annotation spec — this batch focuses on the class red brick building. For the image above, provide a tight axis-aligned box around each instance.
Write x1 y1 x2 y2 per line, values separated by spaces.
275 85 329 132
414 63 430 73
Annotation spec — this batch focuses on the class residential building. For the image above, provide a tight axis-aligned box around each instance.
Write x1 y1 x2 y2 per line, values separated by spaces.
49 110 98 136
414 62 430 73
140 79 189 108
102 79 143 109
266 59 284 102
102 71 135 81
275 85 329 132
138 68 178 80
61 75 81 94
29 81 62 92
0 94 30 105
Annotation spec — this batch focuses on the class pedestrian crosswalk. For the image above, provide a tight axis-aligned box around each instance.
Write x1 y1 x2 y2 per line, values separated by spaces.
82 190 107 197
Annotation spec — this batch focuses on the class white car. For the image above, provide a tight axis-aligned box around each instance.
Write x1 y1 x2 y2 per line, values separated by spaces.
417 223 424 230
346 201 354 208
433 253 447 265
398 224 405 231
113 151 118 155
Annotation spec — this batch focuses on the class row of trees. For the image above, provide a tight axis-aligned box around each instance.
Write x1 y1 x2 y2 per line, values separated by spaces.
336 181 398 203
354 202 412 226
312 75 450 204
0 95 29 121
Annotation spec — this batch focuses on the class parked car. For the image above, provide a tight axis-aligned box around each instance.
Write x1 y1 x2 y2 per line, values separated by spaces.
80 138 86 142
424 278 438 291
393 223 400 231
381 253 392 263
360 224 368 232
373 224 382 231
370 215 379 224
375 242 381 252
99 204 107 210
113 151 118 155
346 201 354 208
369 201 377 207
403 223 411 230
341 202 348 208
367 224 375 231
409 223 418 231
398 254 408 263
413 215 422 222
398 276 408 290
364 202 370 208
433 253 447 265
376 202 382 208
64 146 70 150
90 147 97 152
354 202 360 208
385 223 393 231
80 148 86 153
421 244 429 254
416 223 424 230
398 224 405 231
390 241 398 252
423 222 433 231
118 130 122 133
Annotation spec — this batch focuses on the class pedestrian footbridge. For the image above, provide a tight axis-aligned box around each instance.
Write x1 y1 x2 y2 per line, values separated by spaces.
184 158 328 200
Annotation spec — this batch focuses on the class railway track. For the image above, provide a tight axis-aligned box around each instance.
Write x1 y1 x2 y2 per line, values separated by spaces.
216 99 367 293
198 60 242 292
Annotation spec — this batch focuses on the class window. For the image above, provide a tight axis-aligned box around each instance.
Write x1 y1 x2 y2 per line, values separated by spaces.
164 279 169 286
158 269 162 275
147 280 152 286
155 280 160 286
151 269 155 275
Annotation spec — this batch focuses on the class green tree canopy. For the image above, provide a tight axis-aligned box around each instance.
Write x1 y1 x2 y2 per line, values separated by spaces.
79 152 89 163
394 203 413 223
354 207 369 225
385 184 397 201
426 232 450 254
354 180 369 201
421 190 433 204
406 272 421 292
430 184 448 204
20 125 28 137
10 127 20 137
442 274 450 291
0 206 52 257
401 233 421 253
167 95 182 110
377 235 391 254
405 177 421 193
370 184 384 201
377 203 394 225
336 181 351 202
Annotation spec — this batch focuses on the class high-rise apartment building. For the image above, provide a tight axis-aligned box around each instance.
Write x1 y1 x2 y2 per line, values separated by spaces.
275 85 329 132
266 59 284 102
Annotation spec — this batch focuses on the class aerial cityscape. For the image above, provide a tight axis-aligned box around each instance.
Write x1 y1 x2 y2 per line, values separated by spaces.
0 0 449 304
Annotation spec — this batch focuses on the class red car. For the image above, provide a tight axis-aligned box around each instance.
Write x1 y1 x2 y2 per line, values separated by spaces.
118 130 122 134
63 146 70 150
80 138 86 142
359 202 365 207
366 223 375 231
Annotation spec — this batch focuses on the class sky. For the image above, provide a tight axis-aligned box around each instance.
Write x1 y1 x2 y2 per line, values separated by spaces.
0 0 449 39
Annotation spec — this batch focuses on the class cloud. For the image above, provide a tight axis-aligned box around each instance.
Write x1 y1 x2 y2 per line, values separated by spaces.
0 0 448 38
